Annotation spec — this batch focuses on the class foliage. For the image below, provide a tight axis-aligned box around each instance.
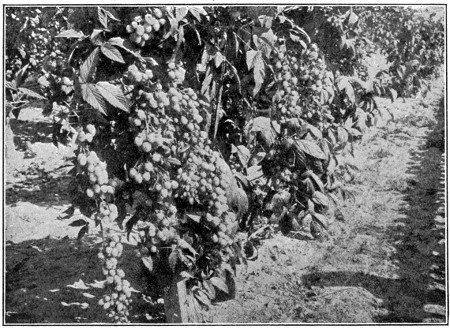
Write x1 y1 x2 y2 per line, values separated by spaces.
5 5 445 323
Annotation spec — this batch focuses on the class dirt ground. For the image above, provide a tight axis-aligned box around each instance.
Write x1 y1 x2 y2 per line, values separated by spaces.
4 75 446 323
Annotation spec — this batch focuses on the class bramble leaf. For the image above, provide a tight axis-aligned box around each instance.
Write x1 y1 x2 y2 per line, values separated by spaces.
80 47 100 83
96 81 129 112
81 83 107 115
101 43 125 63
209 277 229 294
295 140 327 160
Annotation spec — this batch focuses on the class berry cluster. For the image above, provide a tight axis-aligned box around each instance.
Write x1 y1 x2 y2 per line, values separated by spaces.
98 235 132 323
125 8 166 47
127 64 153 85
272 43 334 128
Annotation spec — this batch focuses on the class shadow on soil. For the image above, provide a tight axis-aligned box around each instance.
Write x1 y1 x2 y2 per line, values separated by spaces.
5 237 165 324
302 96 446 323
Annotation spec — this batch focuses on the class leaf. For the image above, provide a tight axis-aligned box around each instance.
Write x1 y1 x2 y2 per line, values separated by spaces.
348 11 359 25
246 50 265 96
100 43 124 63
186 213 201 223
168 250 179 272
82 293 96 299
295 140 327 160
81 83 107 115
232 145 250 168
389 88 398 103
167 157 182 166
97 7 108 29
176 6 189 21
245 117 276 148
56 29 85 39
18 87 46 100
69 219 88 227
5 80 17 90
193 288 211 308
246 50 259 70
189 7 207 22
307 199 315 213
253 60 265 96
180 271 194 279
80 47 100 83
177 238 198 256
214 52 224 68
312 212 329 229
337 126 349 144
209 277 229 294
107 37 140 57
312 191 329 208
96 81 129 112
307 124 323 139
142 256 153 272
77 226 88 240
310 172 325 192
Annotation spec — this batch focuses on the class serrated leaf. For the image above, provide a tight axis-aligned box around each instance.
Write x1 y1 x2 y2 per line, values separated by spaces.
69 219 88 227
18 87 46 100
168 250 179 272
80 48 100 83
176 6 189 21
96 81 129 112
295 140 327 160
81 83 107 115
142 256 153 272
101 43 124 63
312 191 329 208
209 277 229 294
56 29 85 39
98 7 108 29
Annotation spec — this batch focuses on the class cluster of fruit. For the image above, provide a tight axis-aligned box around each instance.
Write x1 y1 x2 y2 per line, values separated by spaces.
125 8 166 47
77 149 117 204
167 62 186 86
98 235 132 323
272 43 334 128
126 64 153 85
76 124 96 144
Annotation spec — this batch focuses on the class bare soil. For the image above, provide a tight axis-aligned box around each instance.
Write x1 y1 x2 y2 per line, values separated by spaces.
4 77 446 324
